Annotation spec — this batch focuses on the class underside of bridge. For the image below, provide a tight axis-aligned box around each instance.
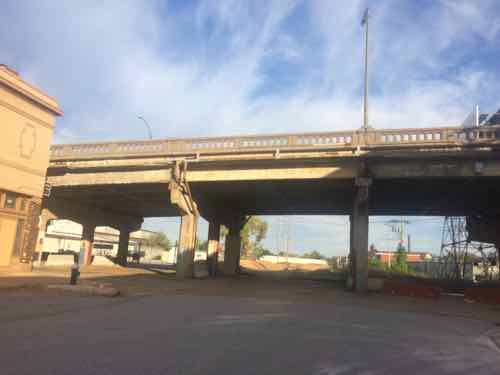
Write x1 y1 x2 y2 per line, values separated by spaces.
41 173 500 292
45 176 500 218
42 137 500 292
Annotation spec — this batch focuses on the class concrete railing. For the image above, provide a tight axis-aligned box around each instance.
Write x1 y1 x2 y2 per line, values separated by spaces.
50 125 500 160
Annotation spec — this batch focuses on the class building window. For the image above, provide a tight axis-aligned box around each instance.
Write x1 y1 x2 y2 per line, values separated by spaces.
4 192 16 209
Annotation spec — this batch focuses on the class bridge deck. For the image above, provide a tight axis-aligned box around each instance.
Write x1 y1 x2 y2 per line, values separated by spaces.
45 125 500 220
50 125 500 161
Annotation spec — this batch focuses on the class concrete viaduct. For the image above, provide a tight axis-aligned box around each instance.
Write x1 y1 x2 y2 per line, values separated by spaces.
42 125 500 292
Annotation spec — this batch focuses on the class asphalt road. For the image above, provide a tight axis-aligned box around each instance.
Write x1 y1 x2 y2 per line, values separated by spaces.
1 293 499 375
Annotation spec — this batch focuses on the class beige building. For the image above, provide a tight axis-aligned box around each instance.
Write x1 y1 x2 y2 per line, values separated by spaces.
0 65 62 267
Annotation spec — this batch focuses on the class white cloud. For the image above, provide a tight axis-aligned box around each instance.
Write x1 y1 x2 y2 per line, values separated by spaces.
2 0 499 140
2 0 499 253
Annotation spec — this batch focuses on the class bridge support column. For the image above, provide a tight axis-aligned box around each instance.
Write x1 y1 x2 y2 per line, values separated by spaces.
81 222 96 266
116 225 131 266
224 216 244 276
207 220 220 277
351 177 371 292
176 214 198 278
36 208 57 264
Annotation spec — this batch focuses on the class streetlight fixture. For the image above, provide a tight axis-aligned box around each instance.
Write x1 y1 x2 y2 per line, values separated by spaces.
138 116 153 140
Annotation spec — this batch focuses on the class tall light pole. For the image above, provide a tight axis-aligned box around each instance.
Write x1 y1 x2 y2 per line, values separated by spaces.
138 116 153 140
361 8 370 131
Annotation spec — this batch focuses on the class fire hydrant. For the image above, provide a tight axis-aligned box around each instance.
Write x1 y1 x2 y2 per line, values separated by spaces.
70 264 80 285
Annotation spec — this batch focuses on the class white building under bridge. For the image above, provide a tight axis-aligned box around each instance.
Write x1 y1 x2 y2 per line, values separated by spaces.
42 220 168 263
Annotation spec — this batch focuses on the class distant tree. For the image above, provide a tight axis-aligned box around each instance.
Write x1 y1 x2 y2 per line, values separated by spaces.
220 225 229 239
144 232 171 251
197 240 208 252
254 245 272 259
240 216 268 259
368 244 385 270
302 250 325 260
392 242 408 273
368 256 385 270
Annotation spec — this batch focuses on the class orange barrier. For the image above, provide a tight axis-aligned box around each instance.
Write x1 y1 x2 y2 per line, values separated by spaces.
383 280 442 300
464 287 500 305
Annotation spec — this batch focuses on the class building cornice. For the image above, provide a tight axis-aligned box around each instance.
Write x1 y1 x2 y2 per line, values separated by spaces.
0 66 63 116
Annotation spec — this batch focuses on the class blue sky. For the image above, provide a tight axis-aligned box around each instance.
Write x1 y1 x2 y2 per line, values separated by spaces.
2 0 500 256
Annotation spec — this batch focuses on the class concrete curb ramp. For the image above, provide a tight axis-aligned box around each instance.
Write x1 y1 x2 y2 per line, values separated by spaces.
489 329 500 351
46 284 120 297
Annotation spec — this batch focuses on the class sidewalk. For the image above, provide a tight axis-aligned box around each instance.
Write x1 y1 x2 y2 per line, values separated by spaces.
0 265 148 294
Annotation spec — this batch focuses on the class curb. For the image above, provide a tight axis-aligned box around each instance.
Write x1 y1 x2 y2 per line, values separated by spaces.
0 282 46 291
46 284 120 297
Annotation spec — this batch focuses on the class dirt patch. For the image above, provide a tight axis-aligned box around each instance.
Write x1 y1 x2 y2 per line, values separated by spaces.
241 260 329 272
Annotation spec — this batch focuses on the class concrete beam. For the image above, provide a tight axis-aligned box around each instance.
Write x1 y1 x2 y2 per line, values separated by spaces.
467 216 500 244
351 177 371 292
369 159 500 179
207 220 220 277
43 196 143 229
48 169 172 187
176 214 197 278
187 165 355 182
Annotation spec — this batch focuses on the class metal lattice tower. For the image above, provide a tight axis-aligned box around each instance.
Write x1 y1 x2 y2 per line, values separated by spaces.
440 216 496 280
440 217 469 279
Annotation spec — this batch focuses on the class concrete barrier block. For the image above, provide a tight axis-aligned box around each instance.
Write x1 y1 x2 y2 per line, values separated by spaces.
383 280 442 299
45 254 76 266
465 287 500 305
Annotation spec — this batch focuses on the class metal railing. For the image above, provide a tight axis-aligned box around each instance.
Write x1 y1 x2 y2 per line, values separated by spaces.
50 125 500 160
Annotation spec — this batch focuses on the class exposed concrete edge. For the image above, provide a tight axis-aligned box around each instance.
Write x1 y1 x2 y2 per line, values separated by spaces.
345 276 384 292
46 284 120 297
487 328 500 351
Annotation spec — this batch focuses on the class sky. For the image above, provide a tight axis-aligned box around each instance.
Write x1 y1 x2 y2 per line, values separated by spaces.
2 0 500 256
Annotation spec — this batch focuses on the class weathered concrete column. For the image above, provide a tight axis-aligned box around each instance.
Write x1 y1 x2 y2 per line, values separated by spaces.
351 177 371 292
349 214 355 289
116 226 131 266
224 216 244 276
81 222 96 266
36 208 57 265
207 220 221 277
176 214 198 278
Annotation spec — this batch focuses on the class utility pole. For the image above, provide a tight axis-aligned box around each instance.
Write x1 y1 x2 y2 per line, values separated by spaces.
361 8 370 131
399 216 406 249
